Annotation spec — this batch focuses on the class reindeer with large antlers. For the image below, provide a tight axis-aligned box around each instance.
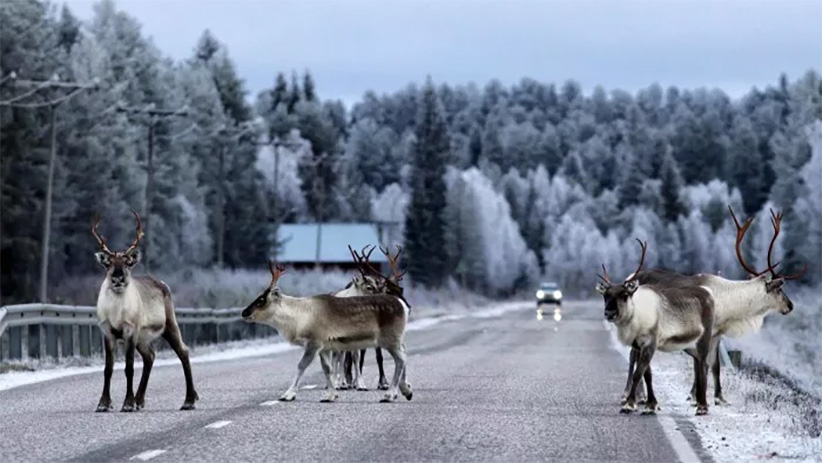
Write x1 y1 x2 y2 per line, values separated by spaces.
596 239 717 415
329 244 399 391
92 211 198 412
241 261 412 403
622 206 805 407
334 244 408 391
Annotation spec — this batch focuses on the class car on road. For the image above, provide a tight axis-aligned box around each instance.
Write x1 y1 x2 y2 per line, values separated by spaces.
536 282 563 307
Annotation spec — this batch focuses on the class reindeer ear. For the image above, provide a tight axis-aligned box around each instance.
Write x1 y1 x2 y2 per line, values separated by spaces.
595 282 609 295
624 279 639 295
765 277 784 293
95 252 111 268
126 249 142 267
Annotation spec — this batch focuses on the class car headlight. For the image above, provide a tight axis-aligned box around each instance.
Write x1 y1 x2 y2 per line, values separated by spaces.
553 290 562 299
536 290 545 299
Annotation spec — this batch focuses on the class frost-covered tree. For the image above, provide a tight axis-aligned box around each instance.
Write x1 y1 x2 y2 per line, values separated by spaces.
404 78 451 287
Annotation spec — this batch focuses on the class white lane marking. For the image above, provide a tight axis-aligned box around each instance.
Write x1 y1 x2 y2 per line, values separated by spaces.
204 420 232 429
260 400 280 406
300 384 317 390
130 449 167 461
602 320 700 463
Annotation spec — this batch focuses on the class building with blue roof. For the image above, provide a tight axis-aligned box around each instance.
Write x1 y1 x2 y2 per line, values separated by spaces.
276 223 395 271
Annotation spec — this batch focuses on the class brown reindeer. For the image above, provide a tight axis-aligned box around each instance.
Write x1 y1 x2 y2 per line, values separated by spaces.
92 211 198 412
242 262 412 403
597 239 717 415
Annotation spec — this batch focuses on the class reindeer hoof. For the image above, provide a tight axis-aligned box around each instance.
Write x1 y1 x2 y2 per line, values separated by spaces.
180 402 196 411
377 381 390 391
620 403 636 414
641 402 659 415
695 405 709 416
715 396 731 406
356 386 369 391
95 404 113 413
279 391 297 402
400 383 413 401
320 392 338 403
380 393 397 403
121 403 136 413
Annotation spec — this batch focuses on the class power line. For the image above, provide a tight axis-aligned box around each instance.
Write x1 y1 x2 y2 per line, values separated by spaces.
115 104 188 272
0 73 100 303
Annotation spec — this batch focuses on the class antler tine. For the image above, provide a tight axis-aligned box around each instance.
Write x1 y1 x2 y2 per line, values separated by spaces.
361 244 376 262
348 245 369 278
597 264 611 284
380 244 406 282
124 209 144 255
626 238 647 282
765 208 783 277
91 212 113 255
782 262 808 281
268 260 286 287
728 205 768 277
357 244 385 278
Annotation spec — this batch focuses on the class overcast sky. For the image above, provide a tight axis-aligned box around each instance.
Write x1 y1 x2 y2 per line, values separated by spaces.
63 0 822 108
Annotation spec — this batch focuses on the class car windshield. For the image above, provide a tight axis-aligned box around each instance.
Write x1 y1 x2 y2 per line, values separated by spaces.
540 283 558 290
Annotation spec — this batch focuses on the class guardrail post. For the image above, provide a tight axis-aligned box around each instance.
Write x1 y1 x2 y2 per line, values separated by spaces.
79 326 90 357
46 325 58 358
9 327 22 359
61 325 74 357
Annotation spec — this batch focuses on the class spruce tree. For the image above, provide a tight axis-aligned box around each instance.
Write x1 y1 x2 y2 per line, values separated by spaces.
404 78 450 287
659 152 686 221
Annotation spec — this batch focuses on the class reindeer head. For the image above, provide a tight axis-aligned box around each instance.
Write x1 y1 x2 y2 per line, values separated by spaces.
242 261 287 322
728 206 806 315
596 239 647 323
347 244 406 299
92 211 144 293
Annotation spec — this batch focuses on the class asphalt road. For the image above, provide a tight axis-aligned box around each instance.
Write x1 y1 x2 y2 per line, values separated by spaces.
0 301 709 462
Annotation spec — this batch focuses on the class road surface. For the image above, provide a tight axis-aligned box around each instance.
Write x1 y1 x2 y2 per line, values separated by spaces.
0 301 711 462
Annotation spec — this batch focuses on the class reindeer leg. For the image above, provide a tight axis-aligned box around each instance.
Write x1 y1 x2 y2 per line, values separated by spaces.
399 352 412 401
641 364 660 414
319 350 338 402
281 345 318 401
376 347 389 390
694 338 712 416
380 344 406 403
683 348 698 404
339 351 352 390
134 343 155 411
96 336 115 412
622 347 636 405
712 340 729 406
352 349 368 391
121 337 137 412
622 338 654 414
162 326 198 410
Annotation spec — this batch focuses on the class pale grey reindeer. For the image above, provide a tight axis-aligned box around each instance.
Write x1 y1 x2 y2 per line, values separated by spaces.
241 262 412 403
92 211 198 412
596 239 717 416
334 245 407 391
329 244 405 391
623 206 804 407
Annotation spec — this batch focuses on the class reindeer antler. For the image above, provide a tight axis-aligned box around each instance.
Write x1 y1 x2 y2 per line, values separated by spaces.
124 209 144 256
765 208 807 281
626 238 647 282
348 244 382 279
597 264 611 285
380 244 406 282
92 213 113 255
728 205 772 277
268 260 286 287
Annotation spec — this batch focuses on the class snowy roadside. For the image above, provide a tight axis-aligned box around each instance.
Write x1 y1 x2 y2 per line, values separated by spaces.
605 321 822 462
0 300 531 393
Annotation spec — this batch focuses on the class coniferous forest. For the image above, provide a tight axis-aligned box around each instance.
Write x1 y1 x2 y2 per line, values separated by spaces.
1 0 820 305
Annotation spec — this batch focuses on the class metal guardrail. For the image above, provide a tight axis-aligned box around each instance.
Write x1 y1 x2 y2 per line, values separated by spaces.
0 303 277 361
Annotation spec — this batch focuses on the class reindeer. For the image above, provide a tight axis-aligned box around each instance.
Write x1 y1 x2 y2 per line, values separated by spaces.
92 211 198 412
596 239 716 415
329 244 406 391
621 206 805 407
336 245 407 391
241 262 413 403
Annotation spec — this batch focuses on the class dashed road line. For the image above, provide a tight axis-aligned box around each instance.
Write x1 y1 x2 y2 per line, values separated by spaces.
300 384 318 390
260 400 280 406
130 449 167 461
204 420 233 429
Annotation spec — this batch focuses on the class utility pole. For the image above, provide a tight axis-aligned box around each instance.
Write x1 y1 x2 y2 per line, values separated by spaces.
209 122 256 268
116 105 187 272
1 72 99 303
